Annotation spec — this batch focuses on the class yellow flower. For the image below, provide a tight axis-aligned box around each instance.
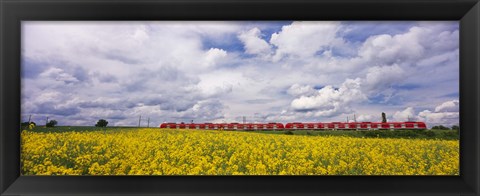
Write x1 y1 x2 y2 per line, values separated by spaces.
20 128 459 175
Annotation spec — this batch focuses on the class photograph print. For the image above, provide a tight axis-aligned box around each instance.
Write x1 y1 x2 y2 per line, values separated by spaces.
21 21 459 175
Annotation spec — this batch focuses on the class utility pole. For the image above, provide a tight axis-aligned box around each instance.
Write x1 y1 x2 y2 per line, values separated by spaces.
138 115 141 127
28 115 32 124
354 114 356 123
347 116 349 123
46 117 49 126
243 116 246 124
147 117 150 127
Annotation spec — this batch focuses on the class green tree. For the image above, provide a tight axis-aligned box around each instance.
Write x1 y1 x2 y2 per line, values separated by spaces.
431 125 450 130
381 112 387 123
46 120 57 127
95 119 108 127
21 121 36 128
451 125 459 130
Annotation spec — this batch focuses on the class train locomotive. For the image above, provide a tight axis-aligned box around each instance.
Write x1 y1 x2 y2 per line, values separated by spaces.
160 121 427 131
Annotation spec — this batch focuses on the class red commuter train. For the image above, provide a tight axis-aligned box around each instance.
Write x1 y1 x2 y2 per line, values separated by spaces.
284 121 426 130
160 121 426 130
160 122 284 130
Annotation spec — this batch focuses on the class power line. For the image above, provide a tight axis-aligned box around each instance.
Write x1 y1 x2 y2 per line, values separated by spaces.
138 115 141 127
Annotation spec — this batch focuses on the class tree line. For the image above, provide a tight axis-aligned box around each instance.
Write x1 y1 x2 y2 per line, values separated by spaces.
21 119 109 128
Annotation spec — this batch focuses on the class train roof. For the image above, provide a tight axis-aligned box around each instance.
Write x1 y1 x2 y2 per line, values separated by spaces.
162 121 425 125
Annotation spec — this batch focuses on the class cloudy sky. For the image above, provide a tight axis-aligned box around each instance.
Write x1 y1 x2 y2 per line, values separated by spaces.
21 21 459 127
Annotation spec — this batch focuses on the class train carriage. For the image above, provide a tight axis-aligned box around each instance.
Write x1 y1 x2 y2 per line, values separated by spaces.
160 121 426 131
160 123 178 129
284 122 302 129
285 122 324 130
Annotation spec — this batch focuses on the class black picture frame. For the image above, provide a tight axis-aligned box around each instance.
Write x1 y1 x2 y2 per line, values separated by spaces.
1 0 479 195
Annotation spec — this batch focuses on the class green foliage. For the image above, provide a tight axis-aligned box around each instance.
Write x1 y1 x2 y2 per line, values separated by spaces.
284 130 294 135
451 125 459 130
357 129 458 140
431 125 450 130
439 130 459 139
21 121 36 127
21 122 36 129
425 130 435 137
24 126 460 140
95 119 109 127
260 129 458 140
26 126 140 133
46 120 57 127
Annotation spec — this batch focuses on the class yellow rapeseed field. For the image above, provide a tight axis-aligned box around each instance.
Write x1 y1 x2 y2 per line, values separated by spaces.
21 128 459 175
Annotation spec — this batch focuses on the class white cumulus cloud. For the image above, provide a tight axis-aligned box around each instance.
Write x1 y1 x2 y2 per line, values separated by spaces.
356 114 378 122
287 84 317 97
203 48 227 68
364 64 405 92
359 27 425 65
418 110 459 127
39 67 79 84
237 28 272 57
21 21 459 126
391 100 460 127
434 99 459 112
290 78 366 117
393 107 416 121
270 21 341 61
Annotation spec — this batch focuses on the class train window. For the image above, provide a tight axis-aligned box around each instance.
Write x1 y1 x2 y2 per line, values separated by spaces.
414 123 418 128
